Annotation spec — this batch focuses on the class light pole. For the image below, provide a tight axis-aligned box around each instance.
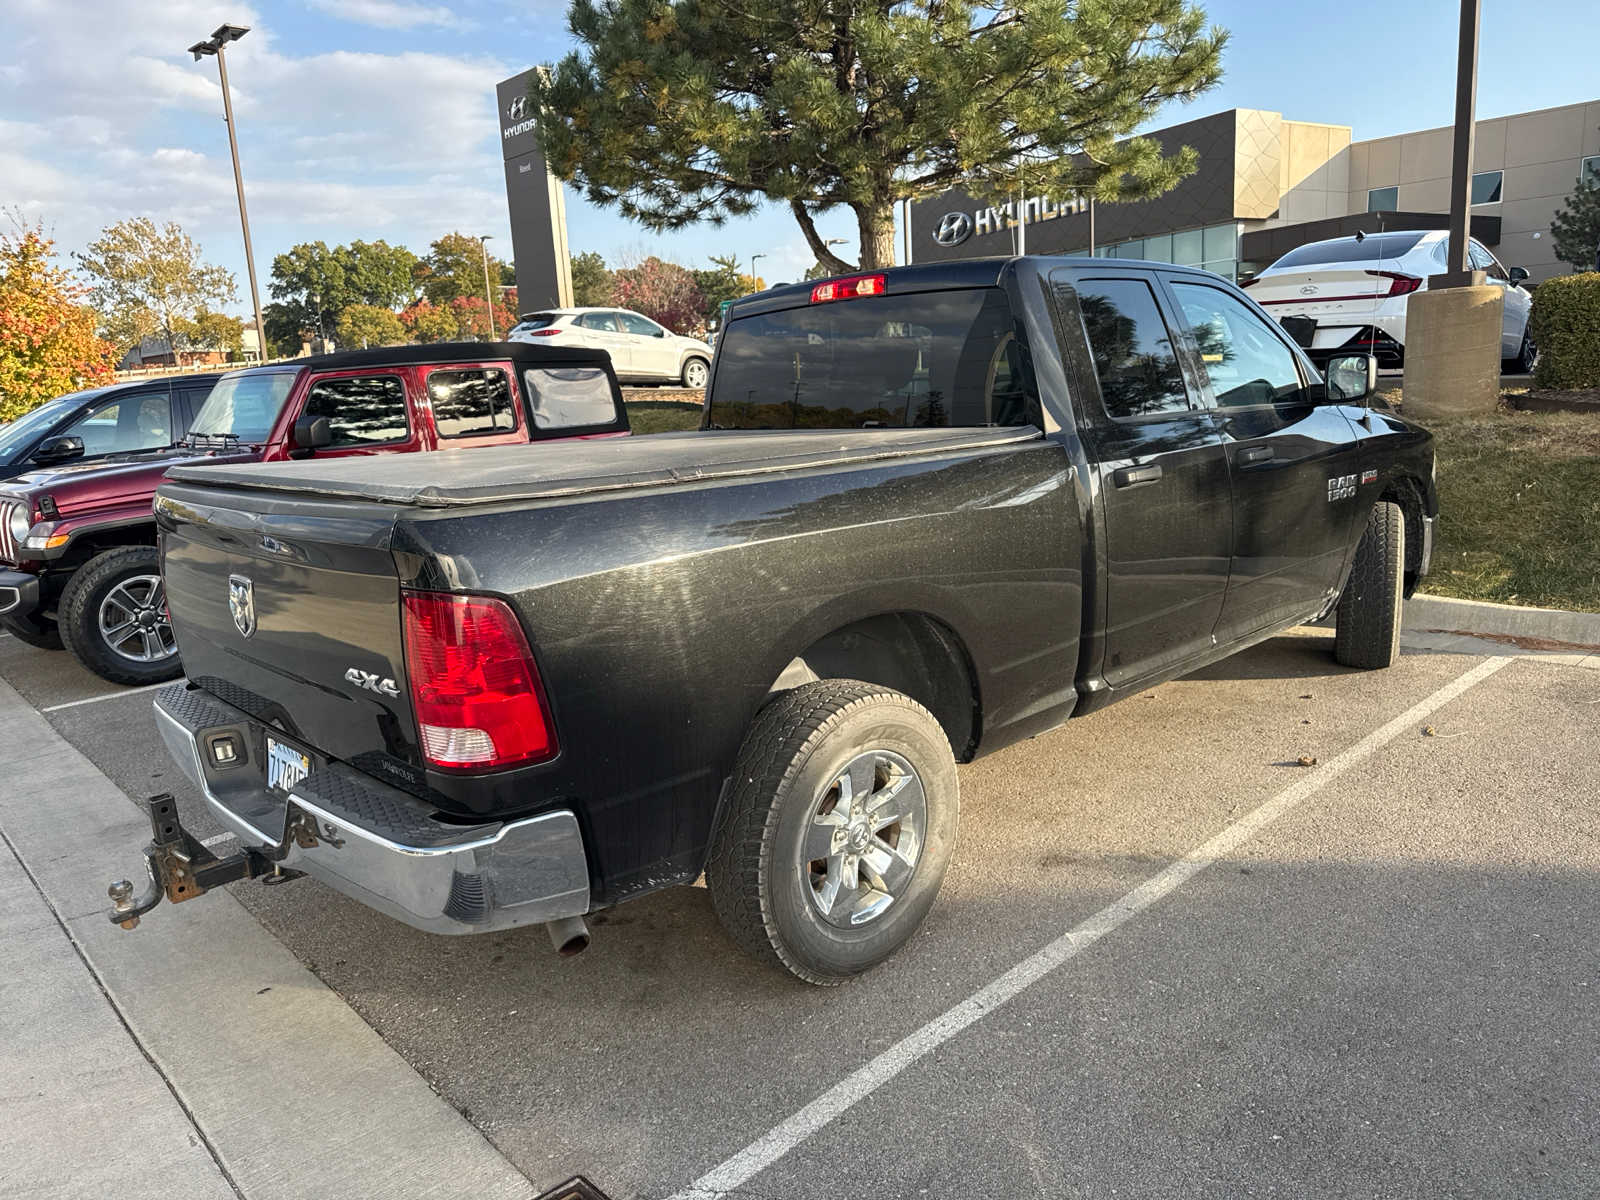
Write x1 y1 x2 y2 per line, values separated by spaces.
188 25 265 361
750 253 765 283
478 235 496 340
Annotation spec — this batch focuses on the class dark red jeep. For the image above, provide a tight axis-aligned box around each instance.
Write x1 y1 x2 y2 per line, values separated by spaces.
0 342 628 684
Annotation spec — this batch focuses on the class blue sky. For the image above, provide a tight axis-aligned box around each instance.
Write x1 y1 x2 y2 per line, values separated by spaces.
2 0 1596 302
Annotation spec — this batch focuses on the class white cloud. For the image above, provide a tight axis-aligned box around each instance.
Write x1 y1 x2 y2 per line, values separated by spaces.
303 0 463 31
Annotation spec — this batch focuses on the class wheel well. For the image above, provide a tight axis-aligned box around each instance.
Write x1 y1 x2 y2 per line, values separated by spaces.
1379 477 1426 597
61 524 156 569
770 612 979 760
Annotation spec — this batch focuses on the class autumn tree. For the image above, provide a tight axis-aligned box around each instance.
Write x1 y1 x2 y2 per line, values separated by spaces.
336 305 407 348
400 300 459 343
76 218 236 360
269 239 419 342
570 250 614 307
1551 153 1600 272
535 0 1226 271
0 223 113 420
449 296 516 341
175 309 244 359
611 257 706 332
418 233 509 306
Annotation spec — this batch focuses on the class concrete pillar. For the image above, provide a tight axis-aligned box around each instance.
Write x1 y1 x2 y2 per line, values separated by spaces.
1401 285 1503 416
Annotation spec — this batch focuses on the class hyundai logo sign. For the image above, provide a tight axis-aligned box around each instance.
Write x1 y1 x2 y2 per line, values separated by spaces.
507 94 529 121
933 212 973 247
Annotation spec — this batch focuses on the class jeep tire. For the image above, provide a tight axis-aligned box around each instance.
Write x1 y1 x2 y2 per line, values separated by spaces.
706 680 960 985
58 546 183 686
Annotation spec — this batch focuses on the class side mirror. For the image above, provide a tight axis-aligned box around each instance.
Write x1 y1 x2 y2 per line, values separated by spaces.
1325 354 1378 405
292 414 333 452
32 435 84 465
1507 266 1529 285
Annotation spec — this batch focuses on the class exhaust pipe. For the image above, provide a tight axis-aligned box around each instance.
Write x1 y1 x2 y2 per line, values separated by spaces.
546 915 590 957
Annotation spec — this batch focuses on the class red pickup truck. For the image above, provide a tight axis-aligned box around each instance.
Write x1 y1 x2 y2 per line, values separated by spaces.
0 342 628 685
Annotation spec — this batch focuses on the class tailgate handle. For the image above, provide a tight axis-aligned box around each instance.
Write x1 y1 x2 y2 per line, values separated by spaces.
1237 445 1275 466
1112 464 1163 488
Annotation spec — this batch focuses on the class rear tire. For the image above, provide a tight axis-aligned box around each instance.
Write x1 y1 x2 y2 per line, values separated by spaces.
1334 501 1405 670
58 546 183 686
1503 327 1535 375
681 356 710 389
1 612 63 651
706 680 959 985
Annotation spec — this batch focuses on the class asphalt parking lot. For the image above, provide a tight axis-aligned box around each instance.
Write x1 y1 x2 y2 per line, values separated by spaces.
3 625 1597 1199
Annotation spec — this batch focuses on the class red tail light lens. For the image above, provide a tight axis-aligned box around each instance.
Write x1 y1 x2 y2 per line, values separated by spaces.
1366 270 1423 297
526 328 562 336
810 274 886 304
401 591 558 771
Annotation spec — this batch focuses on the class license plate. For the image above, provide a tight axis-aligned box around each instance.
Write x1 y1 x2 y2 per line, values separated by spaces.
265 736 310 795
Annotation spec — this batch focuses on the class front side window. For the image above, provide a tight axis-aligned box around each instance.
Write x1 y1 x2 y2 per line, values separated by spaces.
428 368 516 438
1172 282 1307 409
1471 170 1503 205
0 393 86 462
708 287 1034 429
190 371 296 443
302 375 409 446
618 312 664 338
63 391 171 455
1368 186 1399 213
1072 278 1190 419
523 367 617 429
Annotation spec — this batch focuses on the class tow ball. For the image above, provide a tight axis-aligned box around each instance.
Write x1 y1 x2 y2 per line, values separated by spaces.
107 793 301 929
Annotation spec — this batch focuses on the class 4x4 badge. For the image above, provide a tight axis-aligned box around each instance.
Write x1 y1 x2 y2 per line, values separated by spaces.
344 667 400 698
227 574 256 638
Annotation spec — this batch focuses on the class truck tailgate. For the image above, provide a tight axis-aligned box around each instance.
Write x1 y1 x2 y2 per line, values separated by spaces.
157 482 421 773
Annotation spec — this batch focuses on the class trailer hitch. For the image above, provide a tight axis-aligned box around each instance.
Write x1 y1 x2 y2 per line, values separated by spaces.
107 793 299 929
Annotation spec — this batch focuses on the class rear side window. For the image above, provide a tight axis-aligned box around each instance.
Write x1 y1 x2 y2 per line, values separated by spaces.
1072 278 1190 419
428 368 516 438
524 367 616 429
302 375 409 446
708 287 1034 429
1270 233 1426 270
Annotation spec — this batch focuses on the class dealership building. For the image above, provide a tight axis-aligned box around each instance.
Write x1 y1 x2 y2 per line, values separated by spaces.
908 100 1600 283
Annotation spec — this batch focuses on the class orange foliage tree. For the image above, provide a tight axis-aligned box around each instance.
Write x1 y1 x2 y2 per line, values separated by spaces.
0 224 113 421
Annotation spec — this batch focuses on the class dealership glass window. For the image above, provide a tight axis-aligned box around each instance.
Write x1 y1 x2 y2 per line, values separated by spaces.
428 368 516 438
1368 186 1399 213
302 374 409 446
1172 228 1205 267
1141 233 1173 263
1471 170 1503 205
1171 282 1307 409
1202 223 1237 263
1093 245 1116 258
1073 278 1190 419
524 367 616 429
1116 239 1144 259
1581 156 1600 186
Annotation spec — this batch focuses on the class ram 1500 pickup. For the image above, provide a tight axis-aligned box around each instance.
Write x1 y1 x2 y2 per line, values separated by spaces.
115 257 1435 985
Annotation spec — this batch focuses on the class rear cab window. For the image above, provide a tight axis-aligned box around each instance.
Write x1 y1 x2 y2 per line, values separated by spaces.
1069 278 1191 419
708 287 1037 429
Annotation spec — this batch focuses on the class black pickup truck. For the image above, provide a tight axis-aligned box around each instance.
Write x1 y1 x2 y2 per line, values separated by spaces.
116 257 1435 985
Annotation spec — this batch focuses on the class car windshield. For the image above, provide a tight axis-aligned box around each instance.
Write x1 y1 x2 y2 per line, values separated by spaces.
1269 233 1428 270
0 393 90 462
188 371 297 443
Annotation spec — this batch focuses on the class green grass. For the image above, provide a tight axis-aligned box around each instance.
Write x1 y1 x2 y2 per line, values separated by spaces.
1424 406 1600 612
623 398 703 435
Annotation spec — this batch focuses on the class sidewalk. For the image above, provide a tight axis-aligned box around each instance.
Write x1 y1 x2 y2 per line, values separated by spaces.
0 677 540 1200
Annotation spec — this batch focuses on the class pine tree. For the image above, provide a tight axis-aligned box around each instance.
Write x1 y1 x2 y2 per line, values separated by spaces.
1550 160 1600 273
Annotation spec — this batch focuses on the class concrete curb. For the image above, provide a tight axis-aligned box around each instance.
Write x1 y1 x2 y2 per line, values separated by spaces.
1406 593 1600 651
0 678 541 1200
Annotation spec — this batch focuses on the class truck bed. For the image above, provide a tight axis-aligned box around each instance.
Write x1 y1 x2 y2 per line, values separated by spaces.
161 427 1042 508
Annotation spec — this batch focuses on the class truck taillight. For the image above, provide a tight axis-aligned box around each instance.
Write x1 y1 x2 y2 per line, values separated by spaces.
810 274 886 303
401 591 558 771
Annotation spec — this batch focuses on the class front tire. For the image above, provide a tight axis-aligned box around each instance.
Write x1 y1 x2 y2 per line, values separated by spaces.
1334 501 1405 670
1 612 63 651
681 356 710 389
706 680 960 985
1503 327 1535 375
57 546 182 686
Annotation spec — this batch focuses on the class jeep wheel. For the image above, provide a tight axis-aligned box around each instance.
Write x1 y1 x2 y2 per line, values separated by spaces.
58 546 182 686
681 356 710 389
1334 500 1405 670
706 680 959 985
1 612 63 651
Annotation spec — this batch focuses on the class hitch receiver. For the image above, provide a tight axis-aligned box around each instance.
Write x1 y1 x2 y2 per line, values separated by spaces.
108 793 290 929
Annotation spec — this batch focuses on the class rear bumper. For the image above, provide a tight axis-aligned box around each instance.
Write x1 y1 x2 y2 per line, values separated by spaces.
0 569 40 618
153 683 591 934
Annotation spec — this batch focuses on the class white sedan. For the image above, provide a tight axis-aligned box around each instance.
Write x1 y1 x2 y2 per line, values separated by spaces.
507 307 714 388
1244 229 1535 373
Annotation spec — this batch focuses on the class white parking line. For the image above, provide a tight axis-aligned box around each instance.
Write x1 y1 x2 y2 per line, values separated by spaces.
41 683 168 713
670 655 1513 1200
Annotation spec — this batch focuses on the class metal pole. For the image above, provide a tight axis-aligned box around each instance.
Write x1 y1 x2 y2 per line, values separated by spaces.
1436 0 1482 288
479 237 496 339
214 45 266 358
1088 198 1096 255
751 253 765 282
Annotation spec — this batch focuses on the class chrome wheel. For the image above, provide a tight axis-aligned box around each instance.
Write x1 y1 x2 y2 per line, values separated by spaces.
801 750 925 929
683 358 709 389
98 574 175 663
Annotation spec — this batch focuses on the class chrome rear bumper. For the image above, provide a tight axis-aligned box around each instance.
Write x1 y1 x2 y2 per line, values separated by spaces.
154 683 590 934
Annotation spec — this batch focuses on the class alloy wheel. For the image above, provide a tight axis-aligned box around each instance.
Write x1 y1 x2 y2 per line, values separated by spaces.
98 574 176 663
800 750 926 928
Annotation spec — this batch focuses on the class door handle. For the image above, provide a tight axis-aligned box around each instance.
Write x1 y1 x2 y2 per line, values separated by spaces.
1112 464 1163 488
1237 445 1274 466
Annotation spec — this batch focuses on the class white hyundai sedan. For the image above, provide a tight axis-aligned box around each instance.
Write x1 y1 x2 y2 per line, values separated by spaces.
507 307 714 388
1244 230 1535 373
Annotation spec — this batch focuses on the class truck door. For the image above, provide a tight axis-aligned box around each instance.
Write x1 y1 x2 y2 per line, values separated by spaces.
1053 268 1232 689
1164 277 1363 640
